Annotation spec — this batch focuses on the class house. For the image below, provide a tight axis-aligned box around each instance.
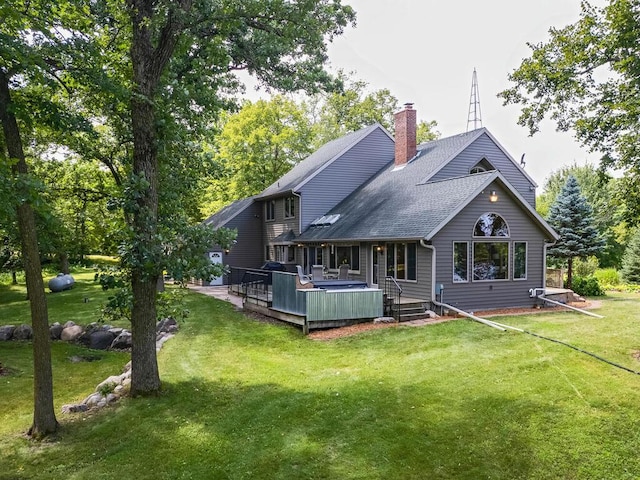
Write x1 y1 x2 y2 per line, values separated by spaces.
205 104 559 312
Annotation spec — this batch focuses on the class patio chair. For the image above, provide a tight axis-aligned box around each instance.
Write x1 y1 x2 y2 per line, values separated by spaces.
296 265 311 284
338 264 350 280
311 264 325 280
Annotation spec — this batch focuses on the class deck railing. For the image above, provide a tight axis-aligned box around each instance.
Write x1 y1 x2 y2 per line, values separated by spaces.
383 276 403 321
228 267 272 301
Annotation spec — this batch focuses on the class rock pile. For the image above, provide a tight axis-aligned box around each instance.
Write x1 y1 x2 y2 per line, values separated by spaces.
0 317 179 413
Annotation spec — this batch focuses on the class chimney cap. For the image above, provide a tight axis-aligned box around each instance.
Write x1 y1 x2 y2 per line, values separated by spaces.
403 102 414 109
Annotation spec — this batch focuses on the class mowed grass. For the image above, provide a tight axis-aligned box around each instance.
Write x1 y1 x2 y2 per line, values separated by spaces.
1 278 640 479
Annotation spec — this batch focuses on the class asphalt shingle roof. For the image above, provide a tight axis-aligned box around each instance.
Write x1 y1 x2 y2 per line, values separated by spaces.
203 196 255 228
296 165 497 242
257 124 384 198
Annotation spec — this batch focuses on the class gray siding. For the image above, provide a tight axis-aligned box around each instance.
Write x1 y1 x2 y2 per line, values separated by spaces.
209 201 263 283
430 133 536 206
299 128 394 231
431 181 551 311
263 196 300 245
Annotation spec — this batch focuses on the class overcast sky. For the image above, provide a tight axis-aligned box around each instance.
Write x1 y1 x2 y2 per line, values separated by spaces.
320 0 605 188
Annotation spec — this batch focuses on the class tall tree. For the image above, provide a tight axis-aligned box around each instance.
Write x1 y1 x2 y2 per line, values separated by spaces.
547 175 605 289
203 96 314 214
620 228 640 283
118 0 355 395
537 162 627 268
499 0 640 221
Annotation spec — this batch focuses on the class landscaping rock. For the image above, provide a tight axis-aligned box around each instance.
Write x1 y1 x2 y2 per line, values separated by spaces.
89 330 115 350
106 393 119 404
425 310 438 319
13 324 33 340
373 316 396 324
96 375 124 393
0 325 15 341
63 320 76 329
156 317 178 333
108 327 124 337
84 392 103 407
110 331 132 350
61 403 88 413
61 324 84 342
49 322 63 340
76 330 91 347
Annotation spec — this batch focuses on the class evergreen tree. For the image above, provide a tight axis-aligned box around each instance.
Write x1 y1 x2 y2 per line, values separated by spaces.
621 229 640 284
547 175 604 289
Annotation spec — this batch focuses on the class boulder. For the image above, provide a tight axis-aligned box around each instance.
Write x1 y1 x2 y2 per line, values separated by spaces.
13 324 33 340
84 392 103 407
61 403 88 413
61 324 84 342
156 317 178 333
110 331 132 350
373 316 396 324
63 320 76 329
76 330 91 347
50 322 63 340
89 330 115 350
108 327 124 337
0 325 16 341
96 375 124 393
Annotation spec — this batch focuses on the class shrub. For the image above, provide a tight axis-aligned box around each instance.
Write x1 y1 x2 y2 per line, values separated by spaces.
571 276 605 297
574 256 599 278
594 268 620 287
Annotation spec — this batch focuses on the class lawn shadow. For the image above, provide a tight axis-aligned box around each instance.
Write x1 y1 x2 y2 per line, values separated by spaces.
8 377 556 480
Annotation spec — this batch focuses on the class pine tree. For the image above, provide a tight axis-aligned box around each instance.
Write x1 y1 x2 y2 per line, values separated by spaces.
547 175 604 289
621 229 640 284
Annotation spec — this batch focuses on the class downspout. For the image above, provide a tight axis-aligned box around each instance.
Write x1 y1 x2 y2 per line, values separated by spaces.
419 239 436 302
543 241 554 292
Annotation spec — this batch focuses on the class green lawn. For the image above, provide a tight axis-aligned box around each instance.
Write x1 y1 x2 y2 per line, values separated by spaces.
1 275 640 479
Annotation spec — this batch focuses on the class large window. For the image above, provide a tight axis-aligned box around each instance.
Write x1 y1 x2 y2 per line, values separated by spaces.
274 245 296 263
513 242 527 280
386 242 417 281
265 200 275 221
453 242 468 282
474 213 509 237
329 245 360 270
284 196 295 218
473 242 509 280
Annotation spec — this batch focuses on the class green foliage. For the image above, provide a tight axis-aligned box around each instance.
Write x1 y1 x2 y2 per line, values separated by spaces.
500 0 640 222
571 276 605 296
547 176 604 261
573 256 599 278
157 287 189 324
594 268 620 287
6 289 640 478
621 228 640 284
537 163 627 268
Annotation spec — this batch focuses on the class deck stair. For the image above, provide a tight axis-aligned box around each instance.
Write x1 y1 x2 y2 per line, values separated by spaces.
392 296 428 322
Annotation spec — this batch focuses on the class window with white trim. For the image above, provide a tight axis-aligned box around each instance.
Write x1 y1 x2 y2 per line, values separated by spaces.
473 242 509 280
453 242 468 283
284 196 295 218
513 242 527 280
474 213 509 237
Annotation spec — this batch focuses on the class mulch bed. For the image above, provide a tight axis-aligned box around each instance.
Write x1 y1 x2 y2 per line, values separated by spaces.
241 300 601 341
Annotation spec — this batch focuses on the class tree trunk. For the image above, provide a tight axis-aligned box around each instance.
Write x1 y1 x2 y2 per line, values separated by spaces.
126 0 191 395
566 257 574 290
0 70 58 437
59 252 70 274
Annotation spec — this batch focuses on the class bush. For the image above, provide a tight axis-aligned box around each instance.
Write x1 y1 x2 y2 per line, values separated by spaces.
594 268 620 287
574 256 599 278
571 276 605 297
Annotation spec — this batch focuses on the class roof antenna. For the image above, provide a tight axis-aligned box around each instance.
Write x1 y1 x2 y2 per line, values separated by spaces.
520 153 526 168
466 68 483 132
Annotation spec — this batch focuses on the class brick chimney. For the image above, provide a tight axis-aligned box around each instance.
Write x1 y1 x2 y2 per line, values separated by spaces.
394 103 417 166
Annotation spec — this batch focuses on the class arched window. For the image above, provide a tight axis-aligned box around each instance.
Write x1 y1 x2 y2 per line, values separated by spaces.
473 213 509 237
470 166 486 174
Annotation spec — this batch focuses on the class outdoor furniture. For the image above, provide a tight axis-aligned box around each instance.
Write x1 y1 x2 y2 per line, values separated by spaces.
296 265 312 285
338 264 350 280
311 264 325 280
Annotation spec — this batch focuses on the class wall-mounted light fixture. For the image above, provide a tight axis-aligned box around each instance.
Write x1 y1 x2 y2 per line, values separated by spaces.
376 245 384 253
489 190 498 203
